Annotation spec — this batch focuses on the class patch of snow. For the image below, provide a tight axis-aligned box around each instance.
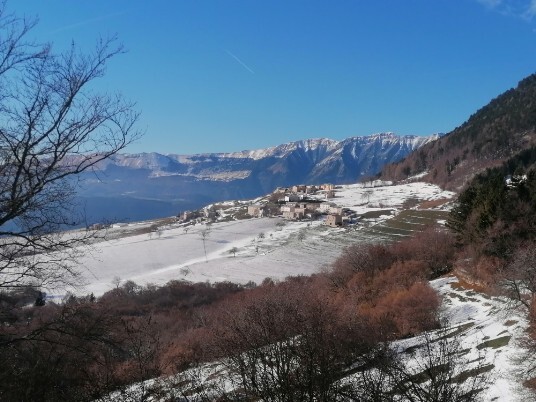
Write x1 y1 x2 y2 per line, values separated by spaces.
428 277 533 401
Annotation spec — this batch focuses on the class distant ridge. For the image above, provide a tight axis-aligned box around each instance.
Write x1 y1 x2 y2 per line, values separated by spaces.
92 132 437 183
77 133 437 223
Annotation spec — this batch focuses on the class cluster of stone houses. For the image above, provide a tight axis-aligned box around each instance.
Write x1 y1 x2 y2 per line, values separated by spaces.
178 183 347 228
280 201 321 220
249 200 345 227
274 183 336 200
248 183 347 227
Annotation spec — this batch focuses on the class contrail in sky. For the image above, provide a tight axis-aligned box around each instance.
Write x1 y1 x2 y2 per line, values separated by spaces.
224 49 255 74
50 11 129 34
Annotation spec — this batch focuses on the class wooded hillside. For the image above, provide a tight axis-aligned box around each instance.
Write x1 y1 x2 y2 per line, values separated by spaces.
382 74 536 189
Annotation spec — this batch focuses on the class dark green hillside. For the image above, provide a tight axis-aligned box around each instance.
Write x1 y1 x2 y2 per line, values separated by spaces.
382 74 536 189
447 146 536 257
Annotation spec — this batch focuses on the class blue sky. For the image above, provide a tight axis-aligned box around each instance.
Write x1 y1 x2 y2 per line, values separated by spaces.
10 0 536 154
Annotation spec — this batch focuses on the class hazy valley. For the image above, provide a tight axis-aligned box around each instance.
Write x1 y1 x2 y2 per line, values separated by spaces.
76 133 437 223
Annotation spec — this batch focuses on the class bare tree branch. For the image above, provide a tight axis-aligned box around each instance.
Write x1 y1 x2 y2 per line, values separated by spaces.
0 3 141 290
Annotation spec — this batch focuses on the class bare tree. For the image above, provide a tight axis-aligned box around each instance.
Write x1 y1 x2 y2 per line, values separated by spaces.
0 4 140 290
205 281 375 402
111 276 122 289
499 245 536 308
387 330 488 402
229 246 238 257
362 189 373 204
0 297 129 401
199 225 211 263
348 322 491 402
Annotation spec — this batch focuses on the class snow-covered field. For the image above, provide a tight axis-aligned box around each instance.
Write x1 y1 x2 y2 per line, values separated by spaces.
334 181 454 213
58 181 454 297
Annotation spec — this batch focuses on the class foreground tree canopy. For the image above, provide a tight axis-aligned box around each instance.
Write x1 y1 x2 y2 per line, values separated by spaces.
0 5 140 290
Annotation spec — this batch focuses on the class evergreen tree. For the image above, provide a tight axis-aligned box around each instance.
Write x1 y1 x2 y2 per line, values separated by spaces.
34 291 46 307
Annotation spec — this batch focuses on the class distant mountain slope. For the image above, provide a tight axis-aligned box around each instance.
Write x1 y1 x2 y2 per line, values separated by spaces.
382 74 536 189
78 133 436 222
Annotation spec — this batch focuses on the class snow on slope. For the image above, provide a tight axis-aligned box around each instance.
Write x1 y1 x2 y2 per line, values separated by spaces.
222 137 340 160
221 133 437 161
397 276 533 401
334 181 454 213
57 181 454 298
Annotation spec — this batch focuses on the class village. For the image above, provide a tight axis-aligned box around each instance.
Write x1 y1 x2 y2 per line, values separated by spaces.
177 183 356 228
247 183 353 227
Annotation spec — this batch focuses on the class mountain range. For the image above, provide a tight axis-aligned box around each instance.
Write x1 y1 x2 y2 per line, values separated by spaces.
77 132 438 223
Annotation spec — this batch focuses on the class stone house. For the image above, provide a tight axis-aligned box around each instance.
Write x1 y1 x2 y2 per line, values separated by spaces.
325 214 343 227
282 210 304 220
247 205 264 218
281 203 307 220
319 183 334 191
280 204 297 213
318 202 335 213
305 201 322 210
325 190 335 199
295 207 306 215
284 194 301 202
329 206 343 215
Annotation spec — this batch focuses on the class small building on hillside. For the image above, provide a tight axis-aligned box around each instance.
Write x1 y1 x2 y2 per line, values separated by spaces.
305 201 322 210
181 211 191 221
318 202 334 213
204 207 218 220
247 205 264 218
281 204 306 220
280 204 297 213
284 194 301 202
282 210 304 220
325 190 335 199
181 210 200 222
319 183 334 191
291 185 307 193
325 214 343 227
295 206 306 215
305 185 318 194
329 206 343 215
